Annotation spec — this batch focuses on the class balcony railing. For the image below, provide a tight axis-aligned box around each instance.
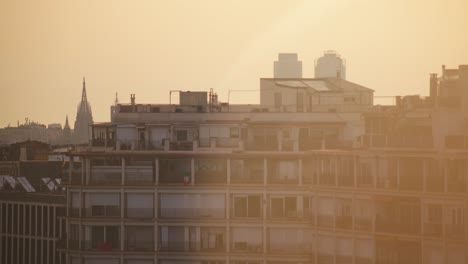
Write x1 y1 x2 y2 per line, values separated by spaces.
375 218 420 234
230 173 263 184
199 138 241 148
363 134 433 149
195 171 227 184
169 141 194 151
125 240 154 251
335 215 352 229
89 166 121 184
159 208 225 219
159 241 226 252
354 217 372 231
317 215 334 227
126 208 154 218
125 166 154 184
246 140 278 151
81 240 120 251
91 138 116 148
231 242 262 253
83 206 120 218
355 257 372 264
268 242 313 254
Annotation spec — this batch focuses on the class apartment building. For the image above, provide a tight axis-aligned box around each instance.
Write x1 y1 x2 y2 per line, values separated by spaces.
63 69 468 264
0 161 68 264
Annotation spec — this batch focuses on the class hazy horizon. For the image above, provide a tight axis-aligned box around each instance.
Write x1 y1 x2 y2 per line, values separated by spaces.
1 0 468 127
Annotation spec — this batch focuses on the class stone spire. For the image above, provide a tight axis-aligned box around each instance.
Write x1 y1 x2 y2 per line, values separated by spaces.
81 77 88 102
73 77 94 144
64 115 70 130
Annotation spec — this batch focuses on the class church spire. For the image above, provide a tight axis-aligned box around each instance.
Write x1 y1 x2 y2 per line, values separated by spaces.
81 76 87 102
64 115 70 129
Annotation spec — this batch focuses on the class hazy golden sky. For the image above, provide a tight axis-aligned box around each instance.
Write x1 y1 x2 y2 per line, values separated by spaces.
1 0 467 127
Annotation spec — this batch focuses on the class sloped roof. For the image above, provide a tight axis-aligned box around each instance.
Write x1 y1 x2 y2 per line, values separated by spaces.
268 77 373 93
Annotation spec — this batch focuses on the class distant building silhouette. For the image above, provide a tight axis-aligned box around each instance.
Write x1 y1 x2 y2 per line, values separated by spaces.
72 77 93 144
315 50 346 79
62 115 71 144
274 53 302 78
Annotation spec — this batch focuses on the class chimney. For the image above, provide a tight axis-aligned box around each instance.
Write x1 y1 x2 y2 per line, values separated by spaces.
130 94 136 105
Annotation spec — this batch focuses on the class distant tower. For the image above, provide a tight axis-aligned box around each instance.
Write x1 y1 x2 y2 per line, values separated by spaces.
72 77 94 144
315 50 346 79
274 53 302 78
63 115 71 144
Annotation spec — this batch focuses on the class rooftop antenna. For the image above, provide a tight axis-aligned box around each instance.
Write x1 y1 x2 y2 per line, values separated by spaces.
115 92 119 105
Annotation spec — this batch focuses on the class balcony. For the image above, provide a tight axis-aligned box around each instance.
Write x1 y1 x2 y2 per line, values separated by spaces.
126 208 154 218
169 141 194 151
423 222 442 237
354 217 372 231
336 255 353 264
159 241 226 253
125 166 154 185
445 224 465 239
230 160 264 184
83 206 120 218
355 257 372 264
268 242 313 254
246 140 278 151
89 166 121 185
426 175 444 192
158 159 191 184
199 138 241 148
91 138 116 148
81 240 120 251
195 159 227 184
335 215 352 229
231 242 262 253
318 173 336 186
125 239 154 251
375 218 420 235
317 215 334 227
363 134 433 149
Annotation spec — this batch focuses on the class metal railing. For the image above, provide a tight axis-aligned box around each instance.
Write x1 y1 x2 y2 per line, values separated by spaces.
268 242 313 253
159 241 226 252
124 240 154 251
126 208 154 218
83 207 120 217
159 208 225 219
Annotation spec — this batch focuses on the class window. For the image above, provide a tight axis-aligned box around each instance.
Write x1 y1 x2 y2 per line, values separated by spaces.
427 204 442 223
126 226 154 251
274 93 282 109
297 92 304 112
176 130 188 141
344 97 356 103
89 226 120 251
233 195 261 218
230 127 239 138
126 193 153 218
271 196 297 218
358 163 373 185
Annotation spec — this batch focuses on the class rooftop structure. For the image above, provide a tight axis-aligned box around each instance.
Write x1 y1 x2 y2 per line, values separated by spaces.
315 50 346 80
273 53 302 78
